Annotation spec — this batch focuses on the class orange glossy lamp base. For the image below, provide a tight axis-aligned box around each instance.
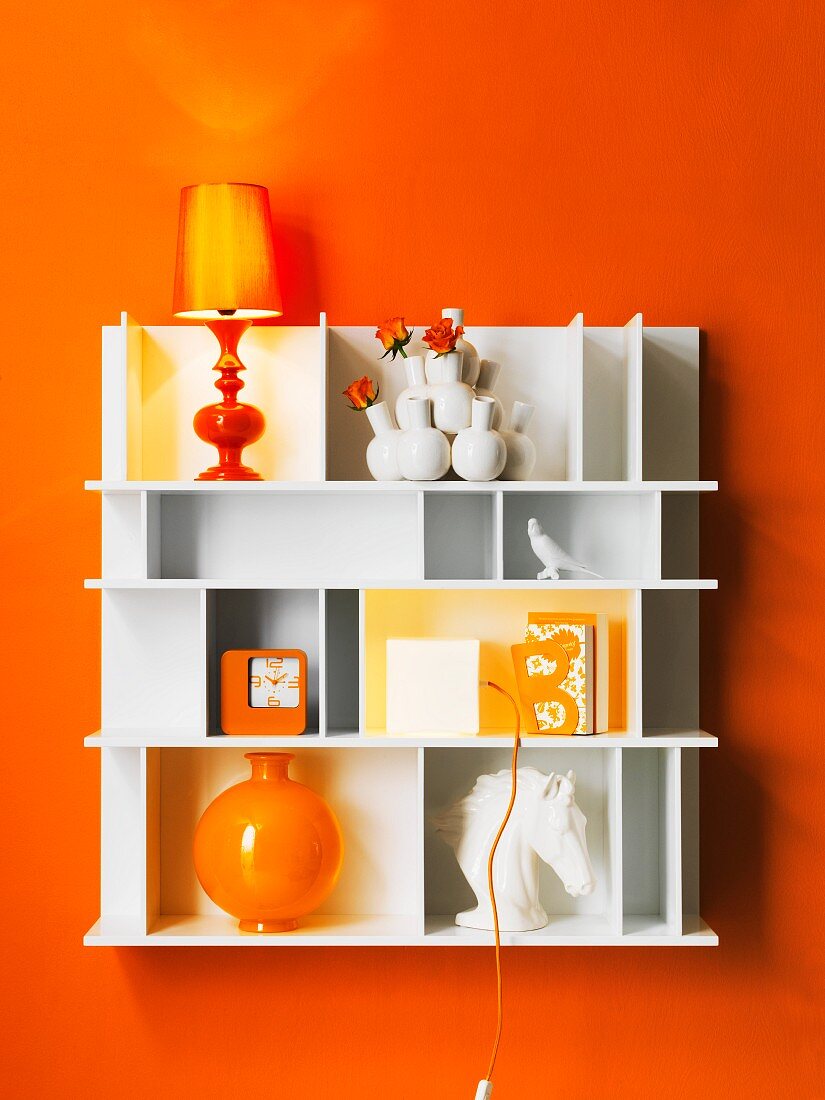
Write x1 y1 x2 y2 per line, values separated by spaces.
193 318 265 481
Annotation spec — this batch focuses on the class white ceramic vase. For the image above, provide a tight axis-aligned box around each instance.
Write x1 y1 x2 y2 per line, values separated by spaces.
397 397 451 481
499 401 537 480
442 307 481 386
394 356 429 430
430 352 474 434
424 308 481 386
365 402 403 482
474 359 504 429
451 396 506 482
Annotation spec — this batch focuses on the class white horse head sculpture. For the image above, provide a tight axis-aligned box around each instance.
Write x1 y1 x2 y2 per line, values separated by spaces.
432 767 596 931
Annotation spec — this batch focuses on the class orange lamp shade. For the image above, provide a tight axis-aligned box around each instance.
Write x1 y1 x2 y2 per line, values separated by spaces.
173 182 282 319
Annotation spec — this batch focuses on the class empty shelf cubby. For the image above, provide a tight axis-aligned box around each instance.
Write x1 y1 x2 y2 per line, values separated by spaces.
423 492 495 580
156 492 420 584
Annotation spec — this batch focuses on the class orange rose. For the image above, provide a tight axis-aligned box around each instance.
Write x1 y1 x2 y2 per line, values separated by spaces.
343 375 379 411
375 317 413 360
423 317 464 357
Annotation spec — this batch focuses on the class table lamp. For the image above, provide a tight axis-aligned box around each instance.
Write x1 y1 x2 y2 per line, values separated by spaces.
173 182 282 480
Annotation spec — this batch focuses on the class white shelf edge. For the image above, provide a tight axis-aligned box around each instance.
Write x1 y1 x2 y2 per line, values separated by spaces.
83 913 718 947
86 479 719 494
86 578 719 591
84 730 719 749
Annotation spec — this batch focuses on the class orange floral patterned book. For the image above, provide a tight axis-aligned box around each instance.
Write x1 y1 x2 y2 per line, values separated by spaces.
524 613 609 735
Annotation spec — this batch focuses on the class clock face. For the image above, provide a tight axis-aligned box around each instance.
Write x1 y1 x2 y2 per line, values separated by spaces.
249 656 301 709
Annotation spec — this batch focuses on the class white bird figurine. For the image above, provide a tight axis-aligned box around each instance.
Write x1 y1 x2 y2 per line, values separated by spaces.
527 517 603 580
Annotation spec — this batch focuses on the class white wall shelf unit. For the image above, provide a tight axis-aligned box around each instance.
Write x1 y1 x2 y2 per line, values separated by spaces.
87 312 718 948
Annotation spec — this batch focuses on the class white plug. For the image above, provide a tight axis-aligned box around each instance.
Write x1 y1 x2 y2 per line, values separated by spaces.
475 1081 493 1100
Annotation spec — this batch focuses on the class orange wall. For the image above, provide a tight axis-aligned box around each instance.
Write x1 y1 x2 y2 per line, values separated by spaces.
1 1 822 1096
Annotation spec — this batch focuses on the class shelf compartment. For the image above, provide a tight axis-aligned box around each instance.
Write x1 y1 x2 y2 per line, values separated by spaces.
423 746 622 935
423 491 495 580
622 747 683 934
99 747 145 926
501 491 661 581
86 742 716 947
155 491 420 584
103 314 326 482
146 746 421 934
209 589 321 735
661 492 699 579
642 590 699 730
102 589 206 731
326 324 580 482
582 323 637 480
642 329 699 481
681 747 702 927
364 588 635 734
323 589 360 735
102 493 145 579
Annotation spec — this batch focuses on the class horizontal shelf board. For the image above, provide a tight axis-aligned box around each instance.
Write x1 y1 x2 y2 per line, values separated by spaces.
84 913 718 947
87 479 718 494
85 914 420 946
85 729 718 748
86 578 719 591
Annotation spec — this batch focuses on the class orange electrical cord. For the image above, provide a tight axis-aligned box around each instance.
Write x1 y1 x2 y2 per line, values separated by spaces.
481 680 522 1088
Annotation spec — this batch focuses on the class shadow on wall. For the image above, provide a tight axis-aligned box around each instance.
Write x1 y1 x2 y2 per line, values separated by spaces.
265 218 321 324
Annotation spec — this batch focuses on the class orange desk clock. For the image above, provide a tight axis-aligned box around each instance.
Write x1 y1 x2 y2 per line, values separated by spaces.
221 649 308 735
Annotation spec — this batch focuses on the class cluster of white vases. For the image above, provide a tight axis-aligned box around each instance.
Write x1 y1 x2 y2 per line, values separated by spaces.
365 348 537 483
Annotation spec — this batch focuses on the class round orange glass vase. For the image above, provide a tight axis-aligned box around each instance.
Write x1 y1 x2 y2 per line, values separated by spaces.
193 753 343 933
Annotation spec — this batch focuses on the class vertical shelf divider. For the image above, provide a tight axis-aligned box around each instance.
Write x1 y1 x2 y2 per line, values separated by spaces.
662 747 684 934
565 313 584 481
651 488 664 576
318 589 328 737
628 590 643 734
358 589 367 735
624 313 643 480
141 491 160 579
198 589 212 737
416 491 426 580
493 490 504 580
143 746 160 936
651 490 663 581
416 746 426 937
318 311 328 480
608 748 624 936
102 311 143 481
